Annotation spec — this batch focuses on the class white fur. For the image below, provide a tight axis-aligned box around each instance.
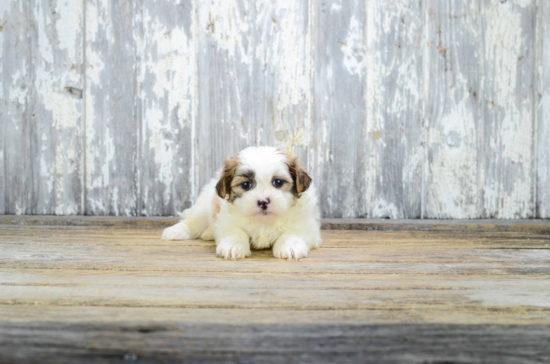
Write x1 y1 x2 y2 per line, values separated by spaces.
162 146 322 260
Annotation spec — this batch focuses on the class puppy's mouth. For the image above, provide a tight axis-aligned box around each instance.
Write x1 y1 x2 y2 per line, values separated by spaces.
258 210 271 216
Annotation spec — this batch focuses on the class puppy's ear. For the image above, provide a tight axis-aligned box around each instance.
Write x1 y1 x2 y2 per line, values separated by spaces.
286 156 312 196
216 156 239 199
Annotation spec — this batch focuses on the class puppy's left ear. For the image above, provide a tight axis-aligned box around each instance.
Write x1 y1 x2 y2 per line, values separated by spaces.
287 156 312 196
216 156 239 199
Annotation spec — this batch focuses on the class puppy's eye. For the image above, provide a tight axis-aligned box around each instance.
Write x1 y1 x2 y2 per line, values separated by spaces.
241 181 252 191
272 179 284 188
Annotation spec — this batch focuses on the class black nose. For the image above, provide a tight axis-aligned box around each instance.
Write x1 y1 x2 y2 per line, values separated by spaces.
258 198 270 210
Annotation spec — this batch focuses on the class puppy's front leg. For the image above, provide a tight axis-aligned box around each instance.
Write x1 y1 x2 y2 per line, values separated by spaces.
216 229 251 260
273 235 310 261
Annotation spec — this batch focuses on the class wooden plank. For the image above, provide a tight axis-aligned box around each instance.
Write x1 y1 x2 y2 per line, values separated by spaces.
1 322 549 364
1 223 549 241
480 0 536 218
321 218 550 233
1 224 550 362
365 0 423 219
0 2 6 214
311 0 367 218
196 0 311 189
4 281 550 311
2 215 550 233
30 0 83 215
2 268 550 310
8 259 541 275
2 305 549 326
138 0 194 216
84 0 139 216
3 239 550 263
252 0 312 164
1 227 549 250
4 269 550 289
196 0 249 186
537 0 550 218
196 0 252 186
0 215 179 228
1 227 549 275
0 1 33 214
424 1 481 218
1 0 82 215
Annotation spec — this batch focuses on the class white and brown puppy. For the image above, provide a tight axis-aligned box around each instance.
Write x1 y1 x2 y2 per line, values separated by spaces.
162 146 322 260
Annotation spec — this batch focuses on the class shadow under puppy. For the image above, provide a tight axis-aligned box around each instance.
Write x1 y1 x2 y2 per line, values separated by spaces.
162 146 322 260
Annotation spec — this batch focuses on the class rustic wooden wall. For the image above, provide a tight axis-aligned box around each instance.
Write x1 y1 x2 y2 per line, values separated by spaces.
1 0 548 218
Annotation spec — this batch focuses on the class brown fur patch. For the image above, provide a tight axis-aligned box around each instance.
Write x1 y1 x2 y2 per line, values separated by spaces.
216 156 240 200
231 169 256 197
286 156 312 197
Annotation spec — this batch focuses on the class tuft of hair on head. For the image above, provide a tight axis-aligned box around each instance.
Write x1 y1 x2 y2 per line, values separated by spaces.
286 156 311 197
216 156 240 200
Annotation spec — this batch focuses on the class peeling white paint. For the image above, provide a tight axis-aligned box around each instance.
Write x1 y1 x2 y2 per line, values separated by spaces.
513 0 532 8
253 0 311 155
35 4 54 65
43 91 81 129
206 0 252 64
423 1 481 219
482 0 534 218
140 8 193 202
85 1 107 85
40 154 54 201
371 199 399 219
2 0 547 218
428 100 478 218
341 16 365 76
330 2 342 13
54 0 82 61
8 70 27 105
365 0 423 219
30 0 83 215
0 0 14 17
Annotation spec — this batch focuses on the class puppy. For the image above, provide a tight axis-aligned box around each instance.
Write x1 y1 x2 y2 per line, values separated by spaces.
162 146 322 260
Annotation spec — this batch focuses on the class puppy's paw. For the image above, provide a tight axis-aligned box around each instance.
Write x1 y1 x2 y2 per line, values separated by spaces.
216 238 251 260
162 223 192 240
273 237 309 261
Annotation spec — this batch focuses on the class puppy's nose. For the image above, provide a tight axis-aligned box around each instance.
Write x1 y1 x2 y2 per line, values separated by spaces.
257 198 270 210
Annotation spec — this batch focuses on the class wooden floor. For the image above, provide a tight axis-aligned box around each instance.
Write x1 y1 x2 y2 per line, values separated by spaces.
1 218 550 363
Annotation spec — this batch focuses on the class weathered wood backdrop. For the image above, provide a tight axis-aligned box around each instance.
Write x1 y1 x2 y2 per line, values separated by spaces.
1 0 549 218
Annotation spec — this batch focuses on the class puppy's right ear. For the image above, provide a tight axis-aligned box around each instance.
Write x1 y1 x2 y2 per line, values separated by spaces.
286 156 312 196
216 156 239 199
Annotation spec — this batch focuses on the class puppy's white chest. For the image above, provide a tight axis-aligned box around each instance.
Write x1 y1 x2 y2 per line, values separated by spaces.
245 225 281 250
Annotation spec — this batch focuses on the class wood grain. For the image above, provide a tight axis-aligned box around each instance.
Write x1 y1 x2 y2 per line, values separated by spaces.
2 0 549 219
84 0 139 216
2 215 550 233
365 0 423 219
1 323 550 364
196 0 311 189
1 223 550 362
1 1 33 214
1 0 83 215
424 0 481 218
137 0 194 216
0 305 548 326
480 0 536 218
31 0 83 215
312 0 367 218
196 0 253 188
2 322 549 364
537 0 550 218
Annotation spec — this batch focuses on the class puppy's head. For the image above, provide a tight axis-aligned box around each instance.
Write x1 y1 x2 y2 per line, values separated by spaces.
216 146 311 218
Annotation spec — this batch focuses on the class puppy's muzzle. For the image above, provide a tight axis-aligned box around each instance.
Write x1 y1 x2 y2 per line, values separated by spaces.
257 198 270 211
